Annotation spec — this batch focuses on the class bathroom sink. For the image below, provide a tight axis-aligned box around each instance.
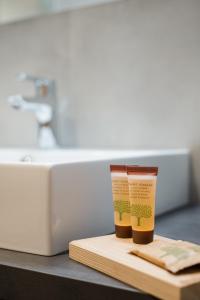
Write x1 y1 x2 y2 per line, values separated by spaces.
0 148 190 255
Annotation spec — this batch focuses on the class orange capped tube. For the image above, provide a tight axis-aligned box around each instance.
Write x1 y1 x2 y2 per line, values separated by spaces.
127 166 158 244
110 165 132 238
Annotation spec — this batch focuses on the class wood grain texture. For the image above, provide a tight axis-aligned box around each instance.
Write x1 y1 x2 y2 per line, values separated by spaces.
69 234 200 300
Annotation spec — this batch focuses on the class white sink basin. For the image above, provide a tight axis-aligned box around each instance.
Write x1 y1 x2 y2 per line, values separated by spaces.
0 148 190 255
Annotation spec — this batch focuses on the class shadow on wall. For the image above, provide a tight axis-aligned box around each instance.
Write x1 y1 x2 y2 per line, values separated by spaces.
57 96 79 147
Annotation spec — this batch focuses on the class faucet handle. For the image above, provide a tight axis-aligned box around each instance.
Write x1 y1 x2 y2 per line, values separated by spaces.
17 72 51 97
17 72 49 84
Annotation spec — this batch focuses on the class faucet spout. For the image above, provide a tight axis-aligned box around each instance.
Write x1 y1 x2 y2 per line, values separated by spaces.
8 73 58 149
8 95 52 124
8 94 58 149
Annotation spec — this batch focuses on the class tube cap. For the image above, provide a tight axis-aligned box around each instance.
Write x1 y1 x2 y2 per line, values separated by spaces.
115 225 132 238
132 230 154 244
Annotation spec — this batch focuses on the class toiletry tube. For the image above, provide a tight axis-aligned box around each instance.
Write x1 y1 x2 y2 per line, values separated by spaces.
110 165 132 238
127 166 158 244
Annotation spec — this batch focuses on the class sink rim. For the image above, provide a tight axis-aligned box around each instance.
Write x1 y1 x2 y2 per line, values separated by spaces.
0 148 189 166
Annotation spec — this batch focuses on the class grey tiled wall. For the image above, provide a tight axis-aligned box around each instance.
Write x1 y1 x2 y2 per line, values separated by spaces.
0 0 200 193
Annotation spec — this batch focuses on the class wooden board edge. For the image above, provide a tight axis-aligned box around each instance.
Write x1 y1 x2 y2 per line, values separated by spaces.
69 243 180 300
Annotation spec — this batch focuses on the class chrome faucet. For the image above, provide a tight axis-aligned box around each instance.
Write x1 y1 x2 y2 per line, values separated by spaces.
8 73 58 149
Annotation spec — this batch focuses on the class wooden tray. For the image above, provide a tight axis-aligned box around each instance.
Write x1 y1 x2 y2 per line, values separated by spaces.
69 234 200 300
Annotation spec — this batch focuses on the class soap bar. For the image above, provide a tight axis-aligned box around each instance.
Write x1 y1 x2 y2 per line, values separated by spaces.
130 238 200 273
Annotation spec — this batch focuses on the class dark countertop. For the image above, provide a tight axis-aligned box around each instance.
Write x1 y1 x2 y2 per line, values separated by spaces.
0 204 200 300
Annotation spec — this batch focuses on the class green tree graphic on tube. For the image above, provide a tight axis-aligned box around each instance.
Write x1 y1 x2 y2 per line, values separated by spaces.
114 200 130 221
131 204 152 226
